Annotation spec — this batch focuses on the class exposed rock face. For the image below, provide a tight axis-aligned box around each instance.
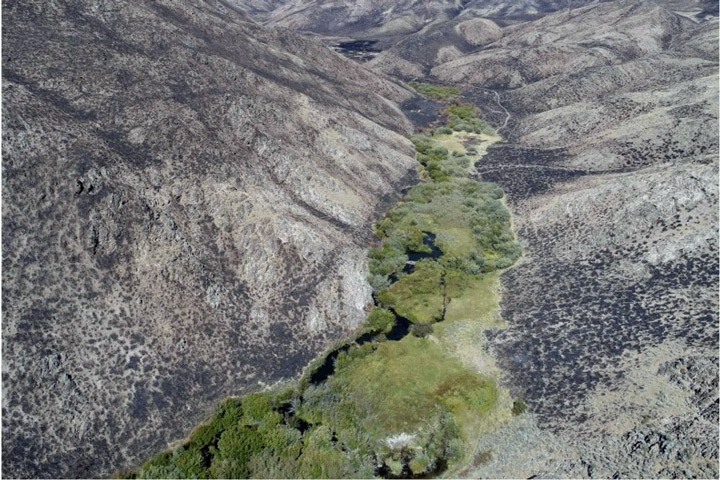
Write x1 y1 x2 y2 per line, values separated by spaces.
418 2 718 477
2 1 419 477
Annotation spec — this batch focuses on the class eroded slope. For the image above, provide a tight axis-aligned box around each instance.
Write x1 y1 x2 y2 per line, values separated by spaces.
2 1 420 477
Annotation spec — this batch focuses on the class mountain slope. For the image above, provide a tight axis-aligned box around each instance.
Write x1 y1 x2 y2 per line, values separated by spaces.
370 0 716 78
267 0 459 36
265 0 613 38
432 1 686 86
1 1 420 477
397 2 718 477
368 16 505 78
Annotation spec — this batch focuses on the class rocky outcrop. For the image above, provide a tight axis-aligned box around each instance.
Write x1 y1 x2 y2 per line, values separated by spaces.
1 1 419 477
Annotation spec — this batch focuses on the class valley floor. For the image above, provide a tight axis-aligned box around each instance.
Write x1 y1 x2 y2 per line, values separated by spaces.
130 97 528 479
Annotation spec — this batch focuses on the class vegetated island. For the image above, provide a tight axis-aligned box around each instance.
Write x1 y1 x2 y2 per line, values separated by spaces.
126 85 523 479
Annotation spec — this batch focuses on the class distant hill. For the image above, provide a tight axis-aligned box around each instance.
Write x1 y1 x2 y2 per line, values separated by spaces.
264 0 717 38
265 0 614 37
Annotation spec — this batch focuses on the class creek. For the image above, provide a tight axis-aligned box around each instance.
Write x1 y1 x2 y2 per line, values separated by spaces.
308 232 443 386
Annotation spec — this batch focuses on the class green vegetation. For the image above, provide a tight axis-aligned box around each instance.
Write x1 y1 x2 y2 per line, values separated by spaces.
130 98 521 479
378 259 445 324
132 340 496 479
135 395 304 479
408 81 460 101
512 399 528 416
362 307 395 335
301 337 496 474
411 323 434 338
411 135 468 181
372 179 519 271
442 103 496 135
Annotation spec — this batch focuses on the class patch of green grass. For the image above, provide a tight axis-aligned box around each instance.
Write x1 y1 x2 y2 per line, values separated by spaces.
447 104 476 120
408 81 460 101
431 131 488 163
442 273 499 326
378 260 445 324
301 336 497 472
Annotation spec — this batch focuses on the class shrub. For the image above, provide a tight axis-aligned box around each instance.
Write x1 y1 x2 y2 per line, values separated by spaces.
367 273 390 292
137 462 183 479
298 426 348 478
364 307 396 334
411 134 435 153
411 323 434 337
409 454 430 475
447 104 476 120
408 82 460 101
246 450 299 479
212 425 264 477
173 446 206 478
512 399 527 416
241 393 274 424
368 243 406 277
